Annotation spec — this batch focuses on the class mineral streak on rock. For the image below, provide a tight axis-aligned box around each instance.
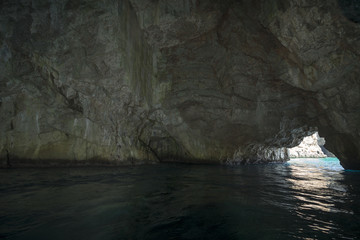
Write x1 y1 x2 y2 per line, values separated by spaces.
0 0 359 169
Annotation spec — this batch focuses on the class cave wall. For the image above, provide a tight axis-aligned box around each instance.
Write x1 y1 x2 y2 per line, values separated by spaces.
0 0 161 166
0 0 359 169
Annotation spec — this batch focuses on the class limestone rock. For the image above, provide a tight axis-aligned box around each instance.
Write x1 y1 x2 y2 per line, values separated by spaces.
288 133 327 158
0 0 360 169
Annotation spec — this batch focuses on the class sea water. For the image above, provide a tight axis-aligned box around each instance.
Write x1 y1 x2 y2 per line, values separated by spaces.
0 158 359 239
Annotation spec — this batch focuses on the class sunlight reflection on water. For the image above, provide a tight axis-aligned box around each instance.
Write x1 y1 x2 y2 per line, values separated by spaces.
0 158 359 240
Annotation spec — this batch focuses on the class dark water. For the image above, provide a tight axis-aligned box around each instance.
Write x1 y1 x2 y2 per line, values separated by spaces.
1 158 360 240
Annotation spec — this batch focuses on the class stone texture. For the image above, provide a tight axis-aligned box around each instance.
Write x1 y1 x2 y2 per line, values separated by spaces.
288 132 327 158
0 0 359 169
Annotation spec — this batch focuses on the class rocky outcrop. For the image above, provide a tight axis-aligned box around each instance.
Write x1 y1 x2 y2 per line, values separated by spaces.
288 133 327 158
0 0 360 169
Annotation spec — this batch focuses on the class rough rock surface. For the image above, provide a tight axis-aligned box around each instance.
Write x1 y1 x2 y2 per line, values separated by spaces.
0 0 359 169
288 133 326 158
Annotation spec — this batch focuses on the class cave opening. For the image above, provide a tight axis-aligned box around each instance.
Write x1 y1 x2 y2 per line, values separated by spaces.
287 132 337 159
286 132 343 170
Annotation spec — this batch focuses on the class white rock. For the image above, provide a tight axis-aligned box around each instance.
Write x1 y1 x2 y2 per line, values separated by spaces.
288 133 326 158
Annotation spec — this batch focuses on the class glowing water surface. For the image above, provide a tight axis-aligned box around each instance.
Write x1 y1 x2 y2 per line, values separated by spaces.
1 158 359 239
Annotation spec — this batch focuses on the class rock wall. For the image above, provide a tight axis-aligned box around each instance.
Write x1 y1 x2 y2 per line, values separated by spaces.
0 0 161 166
288 133 326 158
0 0 359 169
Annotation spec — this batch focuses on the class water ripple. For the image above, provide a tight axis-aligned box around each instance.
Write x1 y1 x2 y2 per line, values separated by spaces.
1 158 360 239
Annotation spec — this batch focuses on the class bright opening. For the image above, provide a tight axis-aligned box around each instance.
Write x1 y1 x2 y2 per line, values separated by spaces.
287 132 336 159
287 132 343 170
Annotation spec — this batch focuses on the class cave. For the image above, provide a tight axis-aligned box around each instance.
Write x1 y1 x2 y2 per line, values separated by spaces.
1 0 360 239
1 0 359 170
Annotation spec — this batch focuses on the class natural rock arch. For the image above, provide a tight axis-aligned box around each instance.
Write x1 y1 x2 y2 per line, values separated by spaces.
0 0 359 169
